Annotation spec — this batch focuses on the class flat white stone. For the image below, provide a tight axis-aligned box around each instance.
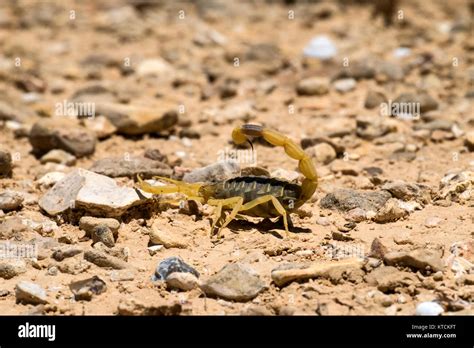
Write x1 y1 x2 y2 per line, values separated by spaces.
39 169 151 217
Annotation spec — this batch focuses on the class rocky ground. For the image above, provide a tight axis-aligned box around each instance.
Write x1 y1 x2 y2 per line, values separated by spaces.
0 0 473 316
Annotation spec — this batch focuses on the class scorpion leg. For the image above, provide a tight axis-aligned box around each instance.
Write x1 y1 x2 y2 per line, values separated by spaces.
210 201 223 233
239 195 290 237
207 197 243 237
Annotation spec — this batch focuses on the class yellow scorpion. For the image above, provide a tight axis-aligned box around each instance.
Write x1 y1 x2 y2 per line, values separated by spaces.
137 124 318 238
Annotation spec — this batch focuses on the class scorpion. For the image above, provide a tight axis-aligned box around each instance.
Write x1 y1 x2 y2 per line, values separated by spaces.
136 124 318 238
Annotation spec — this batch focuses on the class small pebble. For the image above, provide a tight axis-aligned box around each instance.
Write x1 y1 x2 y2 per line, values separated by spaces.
432 271 443 281
47 266 58 276
40 149 77 166
303 35 337 60
69 276 107 301
91 225 115 248
333 78 356 93
166 272 199 291
425 217 442 228
15 281 48 305
415 302 444 316
148 245 163 256
0 190 24 211
153 257 199 281
296 77 329 96
0 151 12 177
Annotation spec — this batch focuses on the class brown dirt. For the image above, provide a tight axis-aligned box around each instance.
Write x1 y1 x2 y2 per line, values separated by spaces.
0 0 473 315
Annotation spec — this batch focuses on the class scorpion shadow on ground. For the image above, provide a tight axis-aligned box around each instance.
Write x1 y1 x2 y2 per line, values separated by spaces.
225 217 312 239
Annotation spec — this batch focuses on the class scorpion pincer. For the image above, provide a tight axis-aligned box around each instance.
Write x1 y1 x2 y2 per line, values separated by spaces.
136 124 318 238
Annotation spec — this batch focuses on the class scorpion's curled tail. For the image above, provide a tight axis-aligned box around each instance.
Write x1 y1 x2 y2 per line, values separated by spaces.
232 124 318 202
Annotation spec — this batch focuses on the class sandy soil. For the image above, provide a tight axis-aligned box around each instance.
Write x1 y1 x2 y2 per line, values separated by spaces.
0 0 473 315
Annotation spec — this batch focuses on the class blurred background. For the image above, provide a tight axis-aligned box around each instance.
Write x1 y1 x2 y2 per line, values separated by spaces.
0 0 473 316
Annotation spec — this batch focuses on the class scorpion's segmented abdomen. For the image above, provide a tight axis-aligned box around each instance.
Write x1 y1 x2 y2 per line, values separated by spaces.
215 176 301 205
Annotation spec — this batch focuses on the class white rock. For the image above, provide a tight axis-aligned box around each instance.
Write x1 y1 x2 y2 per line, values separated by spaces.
37 172 67 189
392 47 411 59
5 120 23 131
181 137 193 147
15 281 48 305
295 249 313 257
75 172 151 217
398 200 422 212
425 216 442 228
39 169 152 217
415 302 444 316
40 149 76 166
0 190 23 211
437 21 452 34
147 245 163 256
333 78 356 93
303 35 337 60
23 217 58 235
136 58 174 77
451 124 464 138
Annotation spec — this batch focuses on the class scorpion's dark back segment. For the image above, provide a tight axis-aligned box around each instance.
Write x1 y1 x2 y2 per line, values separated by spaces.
208 176 303 217
241 124 264 137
